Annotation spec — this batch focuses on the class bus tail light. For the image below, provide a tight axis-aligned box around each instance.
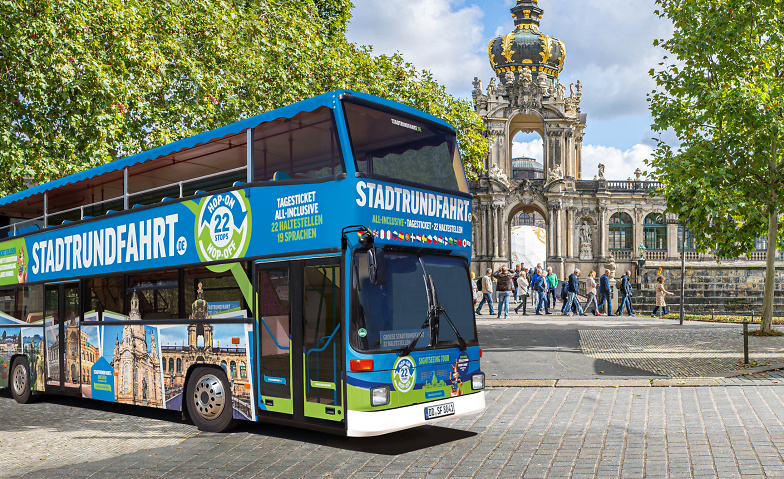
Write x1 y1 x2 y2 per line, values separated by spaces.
371 386 390 406
480 348 483 358
350 359 374 372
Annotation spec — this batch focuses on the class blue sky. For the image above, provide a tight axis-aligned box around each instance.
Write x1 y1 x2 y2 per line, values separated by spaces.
346 0 674 180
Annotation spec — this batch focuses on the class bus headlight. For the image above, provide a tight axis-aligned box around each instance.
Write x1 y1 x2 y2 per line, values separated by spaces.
371 386 390 407
472 373 485 390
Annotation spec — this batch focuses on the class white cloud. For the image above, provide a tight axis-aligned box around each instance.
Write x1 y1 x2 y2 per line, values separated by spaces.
511 138 543 161
346 0 487 97
581 143 653 180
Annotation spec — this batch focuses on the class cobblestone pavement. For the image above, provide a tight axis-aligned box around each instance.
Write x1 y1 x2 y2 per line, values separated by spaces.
579 327 784 377
0 391 198 477
8 386 784 478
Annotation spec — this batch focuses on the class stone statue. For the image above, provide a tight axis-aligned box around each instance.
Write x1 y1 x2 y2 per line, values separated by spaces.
487 77 496 96
546 165 563 184
579 221 593 260
569 82 576 97
598 163 605 179
576 80 583 95
537 71 548 90
556 81 566 99
489 163 511 187
519 68 532 86
505 71 516 86
472 77 482 97
639 241 647 259
634 167 642 181
604 255 618 285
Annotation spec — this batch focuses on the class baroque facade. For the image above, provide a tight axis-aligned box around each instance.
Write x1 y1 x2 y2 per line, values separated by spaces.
112 292 162 407
470 0 783 308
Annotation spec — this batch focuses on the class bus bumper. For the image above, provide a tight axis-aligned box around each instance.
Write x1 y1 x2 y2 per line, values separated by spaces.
345 391 486 437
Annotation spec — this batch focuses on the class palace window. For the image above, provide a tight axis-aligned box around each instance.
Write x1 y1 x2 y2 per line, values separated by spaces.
240 361 247 378
609 213 633 250
677 225 696 251
176 358 182 373
755 236 768 251
230 361 237 378
168 358 174 373
643 214 667 251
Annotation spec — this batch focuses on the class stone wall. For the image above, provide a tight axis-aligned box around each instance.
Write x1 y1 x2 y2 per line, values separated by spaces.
634 264 784 316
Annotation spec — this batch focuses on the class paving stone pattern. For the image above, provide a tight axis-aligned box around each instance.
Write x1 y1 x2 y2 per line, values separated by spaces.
8 387 784 478
0 393 197 478
579 328 784 377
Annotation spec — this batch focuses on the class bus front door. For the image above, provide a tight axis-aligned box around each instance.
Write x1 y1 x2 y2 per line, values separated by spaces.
44 282 81 395
256 258 344 428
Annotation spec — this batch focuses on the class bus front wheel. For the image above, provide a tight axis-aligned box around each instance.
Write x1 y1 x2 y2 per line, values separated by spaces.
186 367 234 432
10 357 33 404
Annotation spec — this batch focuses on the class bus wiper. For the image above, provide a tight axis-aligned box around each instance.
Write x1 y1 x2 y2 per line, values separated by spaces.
427 275 467 351
399 314 430 357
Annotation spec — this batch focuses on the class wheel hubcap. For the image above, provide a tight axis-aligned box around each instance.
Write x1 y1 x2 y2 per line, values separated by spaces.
13 364 27 396
192 374 225 420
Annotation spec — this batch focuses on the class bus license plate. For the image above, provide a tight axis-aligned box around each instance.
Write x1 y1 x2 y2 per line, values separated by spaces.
425 402 455 420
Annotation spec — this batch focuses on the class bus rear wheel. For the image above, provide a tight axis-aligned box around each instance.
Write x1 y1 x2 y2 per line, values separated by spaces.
186 367 234 432
10 357 33 404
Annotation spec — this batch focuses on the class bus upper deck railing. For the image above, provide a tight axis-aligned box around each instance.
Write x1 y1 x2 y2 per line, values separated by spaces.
1 166 247 237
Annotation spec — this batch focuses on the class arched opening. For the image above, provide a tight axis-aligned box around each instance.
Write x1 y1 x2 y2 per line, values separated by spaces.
508 203 549 276
609 212 634 254
510 130 544 181
643 213 667 251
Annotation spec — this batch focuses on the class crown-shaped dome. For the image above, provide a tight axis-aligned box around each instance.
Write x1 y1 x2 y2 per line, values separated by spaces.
488 0 566 80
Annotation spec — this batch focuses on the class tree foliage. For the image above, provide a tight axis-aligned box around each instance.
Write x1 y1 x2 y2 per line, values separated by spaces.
648 0 784 330
0 0 485 197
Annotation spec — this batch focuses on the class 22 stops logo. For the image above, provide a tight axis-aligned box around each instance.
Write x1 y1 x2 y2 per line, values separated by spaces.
392 356 416 393
195 191 251 262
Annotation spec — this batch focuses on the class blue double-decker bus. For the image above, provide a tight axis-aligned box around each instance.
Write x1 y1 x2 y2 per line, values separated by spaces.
0 90 485 436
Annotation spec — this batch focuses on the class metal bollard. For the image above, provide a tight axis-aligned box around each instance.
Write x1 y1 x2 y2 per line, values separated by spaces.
743 317 749 365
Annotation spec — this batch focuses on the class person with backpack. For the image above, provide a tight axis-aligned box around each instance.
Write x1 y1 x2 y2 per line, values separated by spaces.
615 270 635 316
531 268 541 311
546 267 558 308
534 268 551 315
596 269 614 316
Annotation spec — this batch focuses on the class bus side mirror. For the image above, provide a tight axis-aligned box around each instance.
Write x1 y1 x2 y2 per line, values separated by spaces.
367 248 387 285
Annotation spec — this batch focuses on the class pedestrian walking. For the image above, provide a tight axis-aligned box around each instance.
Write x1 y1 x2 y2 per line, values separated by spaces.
533 268 551 315
596 269 614 316
564 269 585 316
651 275 675 317
531 268 541 311
514 272 530 315
475 268 495 315
615 270 635 316
493 266 516 318
471 271 479 309
512 264 522 303
546 267 558 308
584 270 601 316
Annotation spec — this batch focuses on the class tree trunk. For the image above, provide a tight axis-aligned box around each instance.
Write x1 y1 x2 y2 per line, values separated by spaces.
760 135 778 333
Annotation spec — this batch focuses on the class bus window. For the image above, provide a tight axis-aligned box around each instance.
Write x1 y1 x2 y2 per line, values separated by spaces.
86 276 126 320
127 271 179 320
257 267 291 400
21 285 43 324
251 107 343 181
0 287 17 320
184 265 249 320
343 102 469 193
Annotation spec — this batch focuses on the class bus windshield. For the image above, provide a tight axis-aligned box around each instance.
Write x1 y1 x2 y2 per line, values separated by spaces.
351 252 476 353
344 102 469 194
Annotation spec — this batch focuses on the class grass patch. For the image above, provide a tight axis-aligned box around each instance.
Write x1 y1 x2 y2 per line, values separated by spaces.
746 329 784 337
662 313 784 324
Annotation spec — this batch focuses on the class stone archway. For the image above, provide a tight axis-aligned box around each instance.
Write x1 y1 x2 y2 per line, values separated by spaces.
506 198 549 274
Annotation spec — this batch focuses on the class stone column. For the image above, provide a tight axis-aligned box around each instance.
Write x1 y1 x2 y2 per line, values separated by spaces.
598 205 608 259
492 204 499 259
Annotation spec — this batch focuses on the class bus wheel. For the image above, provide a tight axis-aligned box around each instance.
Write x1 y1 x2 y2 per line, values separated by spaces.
186 367 234 432
10 358 33 404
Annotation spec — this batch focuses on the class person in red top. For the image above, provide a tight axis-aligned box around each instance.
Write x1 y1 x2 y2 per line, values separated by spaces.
493 266 516 319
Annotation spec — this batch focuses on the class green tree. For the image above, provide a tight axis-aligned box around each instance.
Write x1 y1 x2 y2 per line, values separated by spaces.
0 0 485 197
648 0 784 332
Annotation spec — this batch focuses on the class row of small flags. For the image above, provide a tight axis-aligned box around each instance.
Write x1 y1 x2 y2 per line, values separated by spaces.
360 229 471 247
